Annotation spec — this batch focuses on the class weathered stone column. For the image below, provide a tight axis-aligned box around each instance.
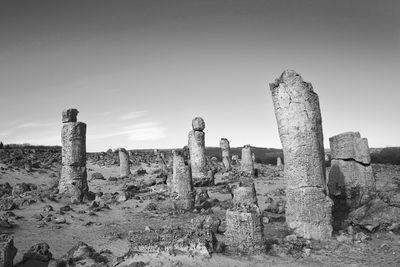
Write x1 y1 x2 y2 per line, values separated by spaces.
220 138 231 171
276 157 282 166
59 108 89 202
270 70 332 240
225 179 264 253
171 150 194 211
188 117 213 185
0 234 17 267
328 132 375 209
241 145 254 176
119 148 131 178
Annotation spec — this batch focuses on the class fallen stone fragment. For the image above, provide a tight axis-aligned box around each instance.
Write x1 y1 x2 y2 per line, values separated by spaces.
22 242 53 263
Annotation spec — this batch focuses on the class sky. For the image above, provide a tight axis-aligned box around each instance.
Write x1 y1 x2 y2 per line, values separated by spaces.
0 0 399 152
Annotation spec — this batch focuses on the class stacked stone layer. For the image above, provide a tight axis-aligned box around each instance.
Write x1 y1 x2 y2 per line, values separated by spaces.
270 70 332 240
328 132 375 208
59 109 88 201
225 181 265 254
188 117 212 184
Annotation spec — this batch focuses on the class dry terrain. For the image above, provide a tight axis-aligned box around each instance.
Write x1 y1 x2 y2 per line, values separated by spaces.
0 148 399 266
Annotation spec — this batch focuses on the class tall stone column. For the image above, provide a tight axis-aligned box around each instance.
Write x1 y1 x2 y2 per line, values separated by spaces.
241 145 254 176
270 70 332 240
328 132 375 209
119 148 131 178
188 117 211 185
220 138 231 171
59 108 89 202
171 150 194 211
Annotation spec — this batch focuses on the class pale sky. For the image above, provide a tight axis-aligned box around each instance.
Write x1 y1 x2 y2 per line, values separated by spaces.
0 0 399 152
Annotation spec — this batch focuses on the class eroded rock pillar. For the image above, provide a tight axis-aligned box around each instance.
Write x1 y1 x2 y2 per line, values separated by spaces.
59 108 89 201
188 117 213 185
0 234 17 267
119 148 131 178
328 132 375 209
220 138 231 171
241 145 254 176
171 150 194 211
270 70 332 240
225 178 264 253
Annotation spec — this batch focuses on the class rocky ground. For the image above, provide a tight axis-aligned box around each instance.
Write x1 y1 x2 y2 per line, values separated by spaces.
0 148 399 266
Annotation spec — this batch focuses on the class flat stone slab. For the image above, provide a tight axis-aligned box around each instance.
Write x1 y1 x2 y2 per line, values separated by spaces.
329 132 371 164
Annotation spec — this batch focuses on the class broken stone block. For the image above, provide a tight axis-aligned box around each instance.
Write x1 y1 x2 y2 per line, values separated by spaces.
328 159 375 208
23 242 52 263
225 209 265 254
329 132 370 164
192 117 205 131
270 70 332 240
232 184 258 208
277 157 282 166
286 187 333 240
128 225 217 257
61 122 87 166
62 108 79 123
0 234 17 267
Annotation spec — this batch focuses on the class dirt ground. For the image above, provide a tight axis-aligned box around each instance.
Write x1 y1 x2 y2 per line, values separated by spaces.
1 152 400 267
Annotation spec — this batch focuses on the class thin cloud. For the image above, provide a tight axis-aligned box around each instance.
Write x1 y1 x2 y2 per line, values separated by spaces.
119 111 147 121
88 122 166 141
17 122 56 128
123 122 166 141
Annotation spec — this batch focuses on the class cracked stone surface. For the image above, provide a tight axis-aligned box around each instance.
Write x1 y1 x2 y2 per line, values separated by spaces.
270 69 332 240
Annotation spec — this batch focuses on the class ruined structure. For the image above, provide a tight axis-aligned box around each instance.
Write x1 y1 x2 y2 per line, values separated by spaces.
270 70 332 240
240 145 254 176
171 150 194 211
328 132 375 209
59 108 89 202
188 117 213 185
0 234 17 267
219 138 231 171
119 148 131 178
225 178 264 253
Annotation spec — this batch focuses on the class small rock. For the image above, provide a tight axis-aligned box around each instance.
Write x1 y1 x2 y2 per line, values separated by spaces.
53 217 66 224
23 242 53 262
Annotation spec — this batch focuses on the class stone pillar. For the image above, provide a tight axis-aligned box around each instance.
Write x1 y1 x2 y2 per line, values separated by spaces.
219 138 231 171
188 117 210 185
119 148 131 178
276 157 282 166
328 132 375 209
0 234 17 267
225 180 264 253
171 150 194 211
240 145 254 176
270 70 332 240
231 155 239 165
59 108 89 202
